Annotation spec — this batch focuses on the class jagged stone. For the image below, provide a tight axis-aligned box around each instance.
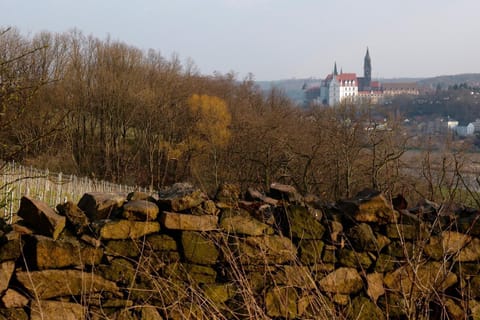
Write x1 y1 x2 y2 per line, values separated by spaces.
27 235 103 269
98 258 136 286
165 263 217 284
126 191 153 201
318 267 363 294
326 220 343 243
374 254 396 273
220 209 274 236
181 231 219 265
385 223 421 240
348 223 379 251
348 296 385 320
297 293 334 318
104 239 141 257
366 272 385 303
97 219 160 239
0 231 23 261
0 261 14 293
146 234 178 251
265 286 298 318
273 265 316 289
202 283 236 304
384 261 457 297
78 192 125 220
299 239 324 265
246 187 278 206
1 289 28 308
157 182 207 212
56 201 90 235
322 245 337 264
192 200 220 216
333 294 349 305
276 205 325 240
230 235 297 265
30 300 86 320
338 249 373 269
16 269 121 299
269 183 301 203
444 298 466 320
215 183 240 205
140 306 163 320
0 308 28 320
122 200 159 221
160 211 218 231
17 196 65 240
338 189 398 224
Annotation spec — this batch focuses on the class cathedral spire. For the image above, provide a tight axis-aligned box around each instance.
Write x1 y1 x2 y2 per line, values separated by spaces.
334 62 338 76
364 47 371 85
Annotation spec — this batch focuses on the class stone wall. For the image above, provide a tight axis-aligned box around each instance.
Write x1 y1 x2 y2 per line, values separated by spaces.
1 182 480 319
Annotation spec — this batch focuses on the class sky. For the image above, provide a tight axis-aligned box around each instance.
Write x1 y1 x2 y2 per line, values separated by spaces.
1 0 479 81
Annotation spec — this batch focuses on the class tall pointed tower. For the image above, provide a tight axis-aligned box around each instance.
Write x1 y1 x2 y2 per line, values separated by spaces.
334 62 338 76
364 48 371 86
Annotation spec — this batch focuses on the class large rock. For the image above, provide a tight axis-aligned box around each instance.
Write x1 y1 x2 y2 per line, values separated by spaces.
181 231 219 265
0 231 23 261
425 232 480 262
338 249 373 269
282 205 325 239
215 183 240 206
220 209 274 236
0 261 14 293
230 235 297 265
30 300 85 320
96 219 160 239
269 183 301 203
318 267 363 294
348 223 381 252
338 189 398 224
78 192 125 221
160 211 218 231
27 235 103 269
16 269 121 299
366 272 385 303
122 200 159 221
298 239 324 265
265 286 298 318
56 201 90 235
17 196 65 240
348 296 385 320
384 261 457 297
98 258 136 286
273 265 316 289
146 234 178 252
157 182 207 212
1 289 28 308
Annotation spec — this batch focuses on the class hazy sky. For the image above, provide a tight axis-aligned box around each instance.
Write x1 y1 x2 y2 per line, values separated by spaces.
1 0 478 81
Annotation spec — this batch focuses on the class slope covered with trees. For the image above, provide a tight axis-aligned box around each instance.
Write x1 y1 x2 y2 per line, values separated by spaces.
1 27 477 205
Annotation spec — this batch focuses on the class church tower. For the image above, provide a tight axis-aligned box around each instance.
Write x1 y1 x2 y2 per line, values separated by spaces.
364 48 371 86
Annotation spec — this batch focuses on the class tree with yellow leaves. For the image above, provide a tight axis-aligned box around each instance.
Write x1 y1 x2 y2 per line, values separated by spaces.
187 94 231 186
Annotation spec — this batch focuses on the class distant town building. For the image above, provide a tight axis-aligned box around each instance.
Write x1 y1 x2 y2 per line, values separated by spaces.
304 48 420 107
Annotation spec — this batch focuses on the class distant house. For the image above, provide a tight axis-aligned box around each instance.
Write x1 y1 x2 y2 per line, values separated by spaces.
455 123 475 137
382 83 420 96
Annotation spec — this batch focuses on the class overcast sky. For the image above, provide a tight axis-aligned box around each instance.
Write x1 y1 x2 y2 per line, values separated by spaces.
1 0 478 81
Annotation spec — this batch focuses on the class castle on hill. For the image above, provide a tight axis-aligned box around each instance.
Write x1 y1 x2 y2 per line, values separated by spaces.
304 48 419 106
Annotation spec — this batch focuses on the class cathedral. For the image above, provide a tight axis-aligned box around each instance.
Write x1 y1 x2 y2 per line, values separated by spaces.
304 48 418 106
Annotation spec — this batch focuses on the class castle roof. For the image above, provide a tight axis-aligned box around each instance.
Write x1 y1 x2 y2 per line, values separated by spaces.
336 73 357 82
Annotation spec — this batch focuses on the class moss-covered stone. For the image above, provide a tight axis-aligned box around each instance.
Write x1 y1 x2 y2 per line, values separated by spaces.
230 235 297 265
202 283 236 304
348 223 379 251
146 234 178 251
318 267 363 294
375 254 396 273
285 205 325 240
97 220 160 240
181 231 219 265
98 258 136 286
348 296 385 320
322 245 337 264
122 200 159 221
220 212 274 236
338 249 373 269
265 286 298 318
104 240 140 257
273 266 316 289
299 239 324 265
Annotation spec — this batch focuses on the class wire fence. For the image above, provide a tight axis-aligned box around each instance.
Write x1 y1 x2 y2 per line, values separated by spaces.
0 161 148 222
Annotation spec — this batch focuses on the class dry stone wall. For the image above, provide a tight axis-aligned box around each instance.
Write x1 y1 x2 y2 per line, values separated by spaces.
1 182 480 319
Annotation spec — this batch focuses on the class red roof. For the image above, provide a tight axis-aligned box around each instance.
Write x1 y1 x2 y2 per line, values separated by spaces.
336 73 357 82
